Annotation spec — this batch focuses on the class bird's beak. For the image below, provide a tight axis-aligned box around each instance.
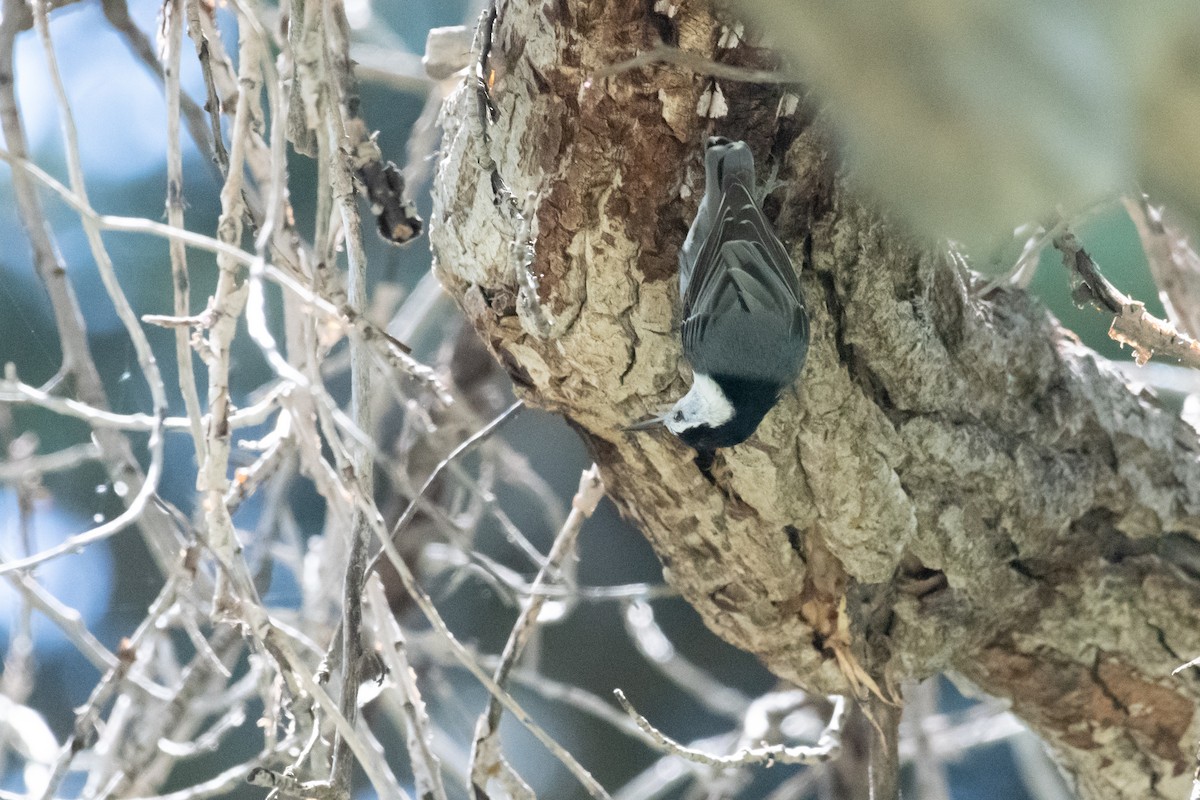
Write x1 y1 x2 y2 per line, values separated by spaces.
623 413 666 432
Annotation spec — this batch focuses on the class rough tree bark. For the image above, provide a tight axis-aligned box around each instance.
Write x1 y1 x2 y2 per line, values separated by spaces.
429 2 1200 797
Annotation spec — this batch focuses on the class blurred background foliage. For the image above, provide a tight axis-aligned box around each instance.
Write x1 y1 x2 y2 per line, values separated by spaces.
729 0 1200 257
0 0 1190 798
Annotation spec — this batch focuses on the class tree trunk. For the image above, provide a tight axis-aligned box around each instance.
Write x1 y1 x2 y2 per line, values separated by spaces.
429 2 1200 797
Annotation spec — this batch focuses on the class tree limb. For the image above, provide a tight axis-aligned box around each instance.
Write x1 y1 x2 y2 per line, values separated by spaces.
429 2 1200 798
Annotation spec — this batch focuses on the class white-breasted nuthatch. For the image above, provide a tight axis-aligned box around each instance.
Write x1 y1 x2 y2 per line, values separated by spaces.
631 137 809 472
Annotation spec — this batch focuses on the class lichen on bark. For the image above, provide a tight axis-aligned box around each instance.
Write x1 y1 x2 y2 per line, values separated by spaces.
430 2 1200 796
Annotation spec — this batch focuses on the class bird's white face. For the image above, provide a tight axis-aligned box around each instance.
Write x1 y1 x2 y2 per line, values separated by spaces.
665 373 734 435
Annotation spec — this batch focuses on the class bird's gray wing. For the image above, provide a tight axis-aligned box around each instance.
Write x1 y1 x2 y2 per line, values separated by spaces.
681 181 806 379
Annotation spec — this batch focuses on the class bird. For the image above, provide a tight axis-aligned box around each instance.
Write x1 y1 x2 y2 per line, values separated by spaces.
630 137 809 473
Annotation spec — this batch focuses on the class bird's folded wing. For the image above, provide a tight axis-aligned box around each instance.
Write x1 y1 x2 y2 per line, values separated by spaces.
682 182 806 376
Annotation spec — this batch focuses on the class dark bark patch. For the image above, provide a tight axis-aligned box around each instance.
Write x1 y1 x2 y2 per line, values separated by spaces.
977 647 1192 776
785 524 802 554
898 565 948 600
541 0 571 28
817 267 894 411
1095 656 1192 775
711 582 753 613
565 418 621 466
497 346 535 390
929 254 968 355
1008 558 1038 580
645 0 677 46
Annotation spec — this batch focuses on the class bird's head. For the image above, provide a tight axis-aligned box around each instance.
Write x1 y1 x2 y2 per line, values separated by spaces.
636 373 779 450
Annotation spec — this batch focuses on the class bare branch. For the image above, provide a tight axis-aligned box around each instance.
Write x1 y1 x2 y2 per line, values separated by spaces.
613 689 845 767
469 464 605 797
0 442 99 480
593 42 795 84
1123 194 1200 340
364 576 449 800
1054 230 1200 368
622 599 749 718
162 0 208 453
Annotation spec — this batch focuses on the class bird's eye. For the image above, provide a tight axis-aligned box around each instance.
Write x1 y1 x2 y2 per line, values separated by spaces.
673 411 684 422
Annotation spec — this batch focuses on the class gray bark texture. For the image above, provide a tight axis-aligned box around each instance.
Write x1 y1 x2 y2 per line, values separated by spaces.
429 2 1200 797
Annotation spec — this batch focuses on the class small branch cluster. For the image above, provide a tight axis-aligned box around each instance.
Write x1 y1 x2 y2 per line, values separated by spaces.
1054 229 1200 369
0 1 635 798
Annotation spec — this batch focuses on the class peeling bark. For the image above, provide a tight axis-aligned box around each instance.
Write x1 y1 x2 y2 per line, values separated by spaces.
429 2 1200 797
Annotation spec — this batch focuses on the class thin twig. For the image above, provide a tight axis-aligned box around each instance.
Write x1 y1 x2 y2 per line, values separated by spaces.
315 1 380 788
0 442 100 480
163 0 208 455
0 373 282 433
321 403 526 678
469 464 605 797
613 690 845 768
0 143 446 401
592 42 794 84
35 579 189 799
34 0 170 443
0 559 171 700
183 0 231 173
367 401 523 574
622 598 749 718
420 542 676 605
0 462 164 577
121 738 300 800
364 575 449 800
